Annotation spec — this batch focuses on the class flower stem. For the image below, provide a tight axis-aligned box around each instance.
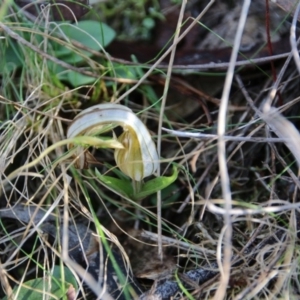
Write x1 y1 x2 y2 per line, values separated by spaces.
132 180 142 229
132 180 142 198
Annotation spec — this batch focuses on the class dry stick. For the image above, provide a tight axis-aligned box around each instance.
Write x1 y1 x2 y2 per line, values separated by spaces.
58 143 73 300
214 0 251 299
265 0 285 133
86 43 292 71
83 48 294 71
156 0 187 261
162 128 290 142
290 2 300 75
168 52 293 70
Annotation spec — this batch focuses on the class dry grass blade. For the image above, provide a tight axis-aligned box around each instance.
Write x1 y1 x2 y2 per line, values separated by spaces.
262 107 300 168
215 0 251 298
2 1 300 299
156 0 187 261
290 2 300 74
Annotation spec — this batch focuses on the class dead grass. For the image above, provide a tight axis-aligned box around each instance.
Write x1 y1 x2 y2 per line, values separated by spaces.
1 0 300 299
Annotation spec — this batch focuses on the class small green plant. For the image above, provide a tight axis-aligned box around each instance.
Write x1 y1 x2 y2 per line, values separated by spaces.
67 103 178 199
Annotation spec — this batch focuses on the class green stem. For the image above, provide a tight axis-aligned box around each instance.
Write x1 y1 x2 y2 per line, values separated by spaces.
132 179 142 199
132 180 142 229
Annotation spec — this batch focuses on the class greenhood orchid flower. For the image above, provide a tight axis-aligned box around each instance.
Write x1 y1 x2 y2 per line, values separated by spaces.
67 103 159 181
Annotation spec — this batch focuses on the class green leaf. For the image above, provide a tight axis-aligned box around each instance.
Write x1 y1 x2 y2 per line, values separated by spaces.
113 64 138 80
150 183 180 207
48 20 115 85
95 169 133 198
2 266 77 300
95 167 178 200
54 20 115 64
136 166 178 199
67 70 96 86
0 40 23 74
63 20 115 48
